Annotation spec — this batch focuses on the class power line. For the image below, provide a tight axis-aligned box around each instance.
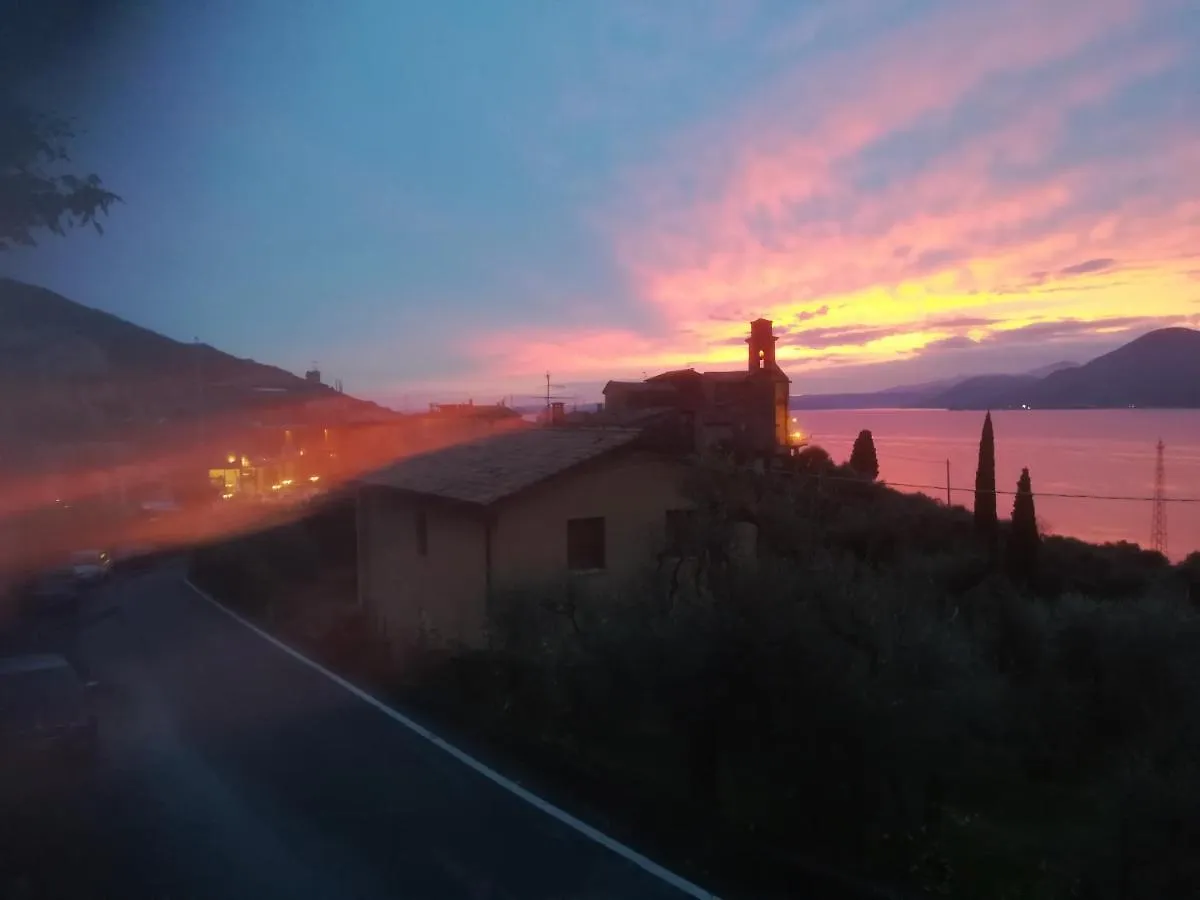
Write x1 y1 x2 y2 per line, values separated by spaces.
779 469 1200 503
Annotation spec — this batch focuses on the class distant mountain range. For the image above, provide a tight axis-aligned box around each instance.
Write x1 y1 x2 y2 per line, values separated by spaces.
0 278 393 455
791 328 1200 410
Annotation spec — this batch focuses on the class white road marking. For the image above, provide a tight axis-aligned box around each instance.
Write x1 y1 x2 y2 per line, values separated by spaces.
184 579 719 900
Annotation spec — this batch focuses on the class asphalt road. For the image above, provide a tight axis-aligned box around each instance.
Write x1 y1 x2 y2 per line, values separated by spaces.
7 565 715 900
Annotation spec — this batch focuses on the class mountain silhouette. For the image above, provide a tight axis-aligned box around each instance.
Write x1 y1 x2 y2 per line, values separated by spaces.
1015 328 1200 409
791 329 1200 410
0 278 391 450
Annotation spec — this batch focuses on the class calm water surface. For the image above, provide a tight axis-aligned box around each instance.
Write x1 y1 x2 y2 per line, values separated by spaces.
792 410 1200 561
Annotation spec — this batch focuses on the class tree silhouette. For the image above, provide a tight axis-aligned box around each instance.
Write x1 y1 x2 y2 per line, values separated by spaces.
849 429 879 480
974 412 997 542
792 444 833 475
1008 467 1040 583
0 96 120 250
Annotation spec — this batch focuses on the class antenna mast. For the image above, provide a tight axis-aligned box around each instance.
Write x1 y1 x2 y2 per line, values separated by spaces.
1151 438 1168 556
535 372 572 423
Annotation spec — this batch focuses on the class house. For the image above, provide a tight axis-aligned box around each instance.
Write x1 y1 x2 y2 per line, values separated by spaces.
355 426 692 652
603 318 794 458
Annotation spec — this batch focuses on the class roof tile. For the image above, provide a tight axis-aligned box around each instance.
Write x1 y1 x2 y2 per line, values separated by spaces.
361 427 642 505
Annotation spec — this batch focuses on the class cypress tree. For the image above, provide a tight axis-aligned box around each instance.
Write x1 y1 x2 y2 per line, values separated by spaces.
1009 467 1040 582
974 412 997 540
849 429 879 480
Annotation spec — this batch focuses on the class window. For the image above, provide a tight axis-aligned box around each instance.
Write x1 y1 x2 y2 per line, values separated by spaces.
415 509 428 557
567 517 606 571
665 509 697 554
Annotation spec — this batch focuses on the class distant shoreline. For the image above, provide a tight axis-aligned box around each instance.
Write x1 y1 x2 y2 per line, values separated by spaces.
789 403 1200 412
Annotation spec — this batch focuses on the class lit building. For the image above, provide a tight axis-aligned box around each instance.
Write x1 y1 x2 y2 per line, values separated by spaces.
602 318 796 458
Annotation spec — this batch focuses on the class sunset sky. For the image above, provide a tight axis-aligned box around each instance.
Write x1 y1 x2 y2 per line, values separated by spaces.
5 0 1198 405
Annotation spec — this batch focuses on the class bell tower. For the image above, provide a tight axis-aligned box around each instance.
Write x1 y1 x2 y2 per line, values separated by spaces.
747 318 778 372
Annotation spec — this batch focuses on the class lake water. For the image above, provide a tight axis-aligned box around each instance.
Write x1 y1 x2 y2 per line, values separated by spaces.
791 410 1200 562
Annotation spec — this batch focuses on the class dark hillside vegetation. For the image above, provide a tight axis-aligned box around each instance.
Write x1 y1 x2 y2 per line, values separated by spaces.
191 456 1200 899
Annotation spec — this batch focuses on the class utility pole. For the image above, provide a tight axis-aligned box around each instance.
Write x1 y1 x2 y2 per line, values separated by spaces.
541 372 568 424
945 459 951 505
1151 438 1167 556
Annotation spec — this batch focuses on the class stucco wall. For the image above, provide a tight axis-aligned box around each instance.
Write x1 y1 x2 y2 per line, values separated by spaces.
358 486 487 651
490 452 691 595
359 452 691 654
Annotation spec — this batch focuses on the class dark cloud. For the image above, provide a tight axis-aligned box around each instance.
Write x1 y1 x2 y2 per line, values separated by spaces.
715 304 830 328
786 353 843 367
914 247 968 270
790 324 906 348
713 304 831 339
707 308 750 323
775 305 831 334
924 314 999 329
793 304 830 323
1003 260 1121 295
920 335 979 352
1057 257 1117 277
982 315 1186 344
1037 280 1129 295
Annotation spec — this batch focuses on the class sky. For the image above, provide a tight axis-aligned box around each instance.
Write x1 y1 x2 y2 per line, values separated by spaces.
3 0 1198 406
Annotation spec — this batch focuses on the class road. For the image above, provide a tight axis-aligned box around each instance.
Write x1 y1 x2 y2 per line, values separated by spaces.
8 565 714 900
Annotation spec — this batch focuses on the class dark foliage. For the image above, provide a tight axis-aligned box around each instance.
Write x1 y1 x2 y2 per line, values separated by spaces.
787 444 834 476
848 429 879 480
1009 467 1040 583
1182 552 1200 605
973 412 997 542
195 459 1200 899
0 96 120 250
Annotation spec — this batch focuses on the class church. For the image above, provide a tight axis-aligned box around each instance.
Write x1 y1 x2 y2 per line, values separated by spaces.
602 318 795 459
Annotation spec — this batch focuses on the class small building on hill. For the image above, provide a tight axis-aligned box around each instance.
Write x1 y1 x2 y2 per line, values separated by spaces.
355 427 692 651
602 318 794 459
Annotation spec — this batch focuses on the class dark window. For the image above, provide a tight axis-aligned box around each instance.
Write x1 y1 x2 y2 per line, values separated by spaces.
567 517 606 571
415 509 428 557
665 509 697 554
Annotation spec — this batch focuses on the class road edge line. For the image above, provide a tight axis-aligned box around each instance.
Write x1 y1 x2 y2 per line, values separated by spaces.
184 578 720 900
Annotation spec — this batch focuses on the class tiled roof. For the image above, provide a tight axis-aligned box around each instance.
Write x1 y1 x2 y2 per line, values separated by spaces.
702 367 789 383
645 368 700 382
602 379 677 394
360 427 643 506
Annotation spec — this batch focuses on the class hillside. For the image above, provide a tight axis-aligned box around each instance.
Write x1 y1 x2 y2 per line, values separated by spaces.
0 278 393 452
1015 328 1200 409
790 327 1200 411
790 363 1077 411
927 373 1041 409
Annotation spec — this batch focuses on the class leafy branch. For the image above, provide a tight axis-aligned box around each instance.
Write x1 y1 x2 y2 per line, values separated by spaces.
0 98 120 250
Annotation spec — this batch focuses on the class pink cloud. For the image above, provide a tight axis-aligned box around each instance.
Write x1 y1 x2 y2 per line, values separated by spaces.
472 0 1198 385
469 327 681 381
619 36 1193 325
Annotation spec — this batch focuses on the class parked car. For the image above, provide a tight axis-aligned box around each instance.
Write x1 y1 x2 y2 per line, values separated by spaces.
68 550 112 584
0 654 99 798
